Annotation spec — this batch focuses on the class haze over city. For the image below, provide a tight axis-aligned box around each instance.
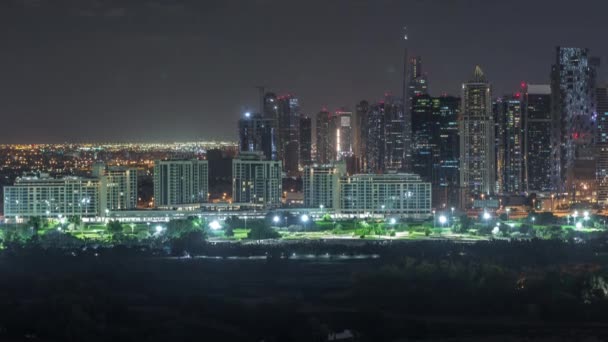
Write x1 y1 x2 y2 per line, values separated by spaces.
2 0 608 143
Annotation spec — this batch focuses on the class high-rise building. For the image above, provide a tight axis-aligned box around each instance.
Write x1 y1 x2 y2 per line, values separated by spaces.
299 115 312 167
431 95 461 207
494 93 524 194
404 56 429 172
363 95 406 173
315 109 332 164
238 112 277 161
524 84 553 193
330 110 353 161
365 101 386 172
409 95 460 207
551 47 597 199
231 152 282 207
353 100 369 170
460 66 495 196
411 94 434 182
263 92 279 120
153 159 209 207
92 162 138 211
276 94 300 175
596 85 608 204
384 96 406 171
303 163 345 209
3 174 100 221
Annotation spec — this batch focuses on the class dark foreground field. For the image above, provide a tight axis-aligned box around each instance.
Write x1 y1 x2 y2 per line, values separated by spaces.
1 240 608 341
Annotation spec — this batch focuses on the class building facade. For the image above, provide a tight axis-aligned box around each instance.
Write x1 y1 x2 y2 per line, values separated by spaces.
597 85 608 204
4 174 100 220
299 115 312 167
524 84 553 193
153 159 209 207
459 66 495 196
551 47 597 199
238 112 277 161
330 110 353 161
303 163 345 209
339 173 431 219
232 153 282 207
93 163 138 211
315 109 332 164
495 93 524 194
276 94 300 175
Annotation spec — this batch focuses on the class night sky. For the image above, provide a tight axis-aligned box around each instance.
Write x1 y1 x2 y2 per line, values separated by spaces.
1 0 607 143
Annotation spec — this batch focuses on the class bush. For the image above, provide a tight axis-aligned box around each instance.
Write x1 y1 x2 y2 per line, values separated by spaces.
247 224 280 240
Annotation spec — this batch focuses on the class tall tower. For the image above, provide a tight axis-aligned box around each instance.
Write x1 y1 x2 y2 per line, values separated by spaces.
551 47 597 198
460 66 495 196
238 112 277 161
596 85 608 204
315 109 332 164
524 84 552 193
402 27 412 172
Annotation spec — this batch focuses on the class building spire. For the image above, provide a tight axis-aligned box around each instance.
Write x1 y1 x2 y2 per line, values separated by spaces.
472 65 486 82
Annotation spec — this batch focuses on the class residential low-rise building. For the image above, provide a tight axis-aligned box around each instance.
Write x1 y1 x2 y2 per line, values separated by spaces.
3 174 100 221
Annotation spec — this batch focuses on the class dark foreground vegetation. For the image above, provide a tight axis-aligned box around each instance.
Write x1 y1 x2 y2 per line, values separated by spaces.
1 238 608 341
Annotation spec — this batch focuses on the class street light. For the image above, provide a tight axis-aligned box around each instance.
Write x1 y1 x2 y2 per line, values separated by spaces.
389 217 397 225
273 215 280 224
483 211 491 220
576 221 583 230
209 220 222 230
439 215 447 227
301 214 309 231
506 208 510 221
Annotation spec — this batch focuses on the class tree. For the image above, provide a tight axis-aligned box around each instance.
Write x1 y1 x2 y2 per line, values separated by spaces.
519 223 532 236
28 216 44 235
247 223 280 240
225 226 235 237
166 217 205 239
68 215 82 229
106 220 123 235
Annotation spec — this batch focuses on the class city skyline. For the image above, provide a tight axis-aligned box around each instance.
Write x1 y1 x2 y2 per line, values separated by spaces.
1 0 608 143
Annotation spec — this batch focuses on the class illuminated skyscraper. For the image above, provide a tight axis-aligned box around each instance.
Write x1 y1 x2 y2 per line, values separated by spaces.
596 85 608 204
276 94 300 175
353 100 369 169
383 95 406 171
524 84 553 193
315 109 332 164
238 112 277 161
459 66 495 196
299 115 312 167
494 92 524 194
551 47 597 199
404 56 429 171
365 100 386 172
330 110 353 161
411 94 434 181
432 95 460 206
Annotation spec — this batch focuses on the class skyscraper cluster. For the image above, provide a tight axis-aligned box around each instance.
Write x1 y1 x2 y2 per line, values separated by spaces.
237 46 606 209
